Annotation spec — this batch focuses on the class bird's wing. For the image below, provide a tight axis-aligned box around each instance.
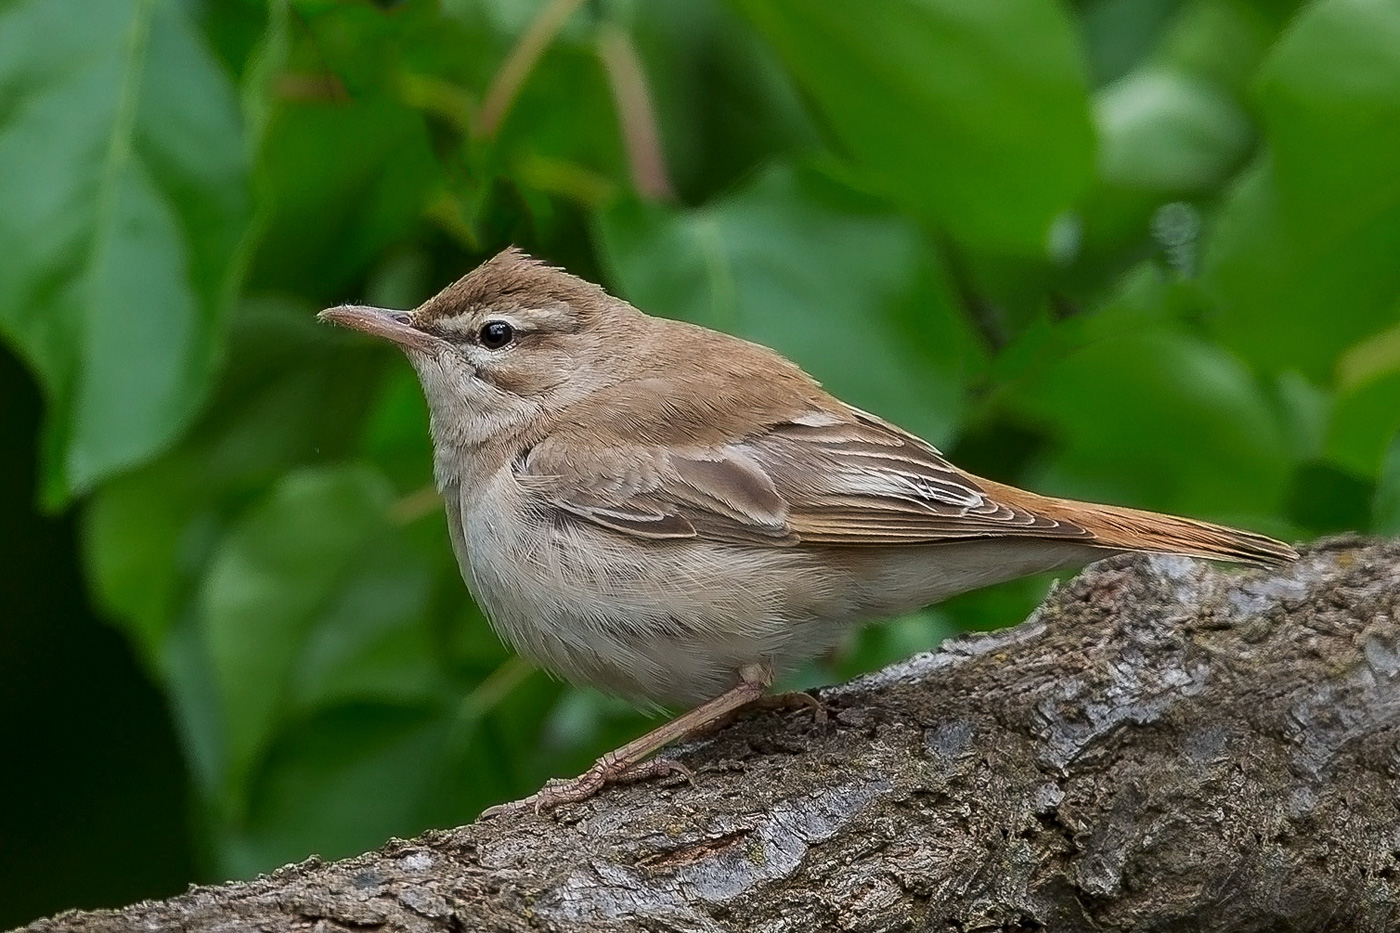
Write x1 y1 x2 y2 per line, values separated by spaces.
514 408 1094 547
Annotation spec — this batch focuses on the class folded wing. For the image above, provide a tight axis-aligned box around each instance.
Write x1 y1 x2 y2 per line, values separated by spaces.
514 407 1094 547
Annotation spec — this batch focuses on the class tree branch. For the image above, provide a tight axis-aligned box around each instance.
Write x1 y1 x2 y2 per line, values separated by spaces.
18 537 1400 932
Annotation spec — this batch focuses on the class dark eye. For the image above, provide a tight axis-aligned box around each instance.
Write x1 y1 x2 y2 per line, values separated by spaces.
478 320 514 349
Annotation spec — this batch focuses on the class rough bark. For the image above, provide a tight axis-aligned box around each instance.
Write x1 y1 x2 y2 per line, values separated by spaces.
18 537 1400 933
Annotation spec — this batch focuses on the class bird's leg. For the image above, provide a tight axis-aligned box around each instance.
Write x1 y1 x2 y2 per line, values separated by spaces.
482 663 772 817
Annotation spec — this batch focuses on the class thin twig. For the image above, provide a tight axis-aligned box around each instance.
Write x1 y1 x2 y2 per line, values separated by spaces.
476 0 588 138
938 238 1010 354
274 72 348 101
391 484 442 524
597 23 674 201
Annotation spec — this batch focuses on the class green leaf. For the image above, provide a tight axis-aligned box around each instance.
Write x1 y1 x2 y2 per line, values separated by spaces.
1073 1 1282 271
230 704 449 876
998 265 1291 520
1327 373 1400 479
629 0 818 202
1080 0 1181 87
82 454 213 662
82 298 385 660
1201 0 1400 379
1325 318 1400 477
250 96 439 295
1024 326 1289 515
1374 433 1400 535
287 542 440 715
1282 461 1372 536
1095 68 1251 191
1153 0 1286 95
595 163 978 444
221 551 448 874
730 0 1095 253
199 465 397 808
360 363 434 491
0 0 251 503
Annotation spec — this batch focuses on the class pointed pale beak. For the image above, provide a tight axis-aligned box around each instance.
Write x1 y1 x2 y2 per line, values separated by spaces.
317 305 441 352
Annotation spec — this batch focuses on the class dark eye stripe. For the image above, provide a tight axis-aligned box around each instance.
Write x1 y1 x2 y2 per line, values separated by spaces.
413 320 452 341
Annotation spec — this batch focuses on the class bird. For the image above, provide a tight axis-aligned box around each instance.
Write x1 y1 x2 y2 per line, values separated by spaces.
319 247 1296 812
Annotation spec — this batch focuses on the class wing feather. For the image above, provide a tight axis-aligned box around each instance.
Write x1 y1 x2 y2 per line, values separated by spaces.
516 407 1093 547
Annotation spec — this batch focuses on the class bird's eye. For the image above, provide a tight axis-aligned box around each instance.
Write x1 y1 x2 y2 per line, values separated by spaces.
478 321 514 349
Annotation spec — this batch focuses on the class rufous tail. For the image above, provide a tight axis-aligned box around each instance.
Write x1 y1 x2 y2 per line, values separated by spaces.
978 478 1298 567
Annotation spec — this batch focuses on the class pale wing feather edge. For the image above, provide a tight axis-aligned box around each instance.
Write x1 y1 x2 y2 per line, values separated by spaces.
514 409 1093 547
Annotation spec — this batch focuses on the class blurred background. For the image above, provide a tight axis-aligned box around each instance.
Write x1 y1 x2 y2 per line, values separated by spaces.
3 0 1399 923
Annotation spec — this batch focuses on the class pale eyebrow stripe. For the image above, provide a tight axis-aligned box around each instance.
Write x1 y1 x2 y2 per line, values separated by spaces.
424 303 578 341
468 305 577 333
513 304 576 331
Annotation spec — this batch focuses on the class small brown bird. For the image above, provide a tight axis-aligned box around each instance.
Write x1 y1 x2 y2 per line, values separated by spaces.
320 247 1295 812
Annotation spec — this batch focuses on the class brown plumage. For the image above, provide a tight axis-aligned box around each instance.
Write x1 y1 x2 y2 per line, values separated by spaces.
320 247 1297 812
971 475 1295 566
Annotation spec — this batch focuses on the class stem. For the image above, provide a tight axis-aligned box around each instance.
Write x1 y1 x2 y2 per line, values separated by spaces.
390 484 442 524
476 0 588 138
597 23 674 201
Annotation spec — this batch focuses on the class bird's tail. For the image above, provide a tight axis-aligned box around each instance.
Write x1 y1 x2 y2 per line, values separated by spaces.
977 478 1298 567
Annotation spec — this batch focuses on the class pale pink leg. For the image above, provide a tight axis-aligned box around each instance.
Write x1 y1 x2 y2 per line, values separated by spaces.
482 664 772 816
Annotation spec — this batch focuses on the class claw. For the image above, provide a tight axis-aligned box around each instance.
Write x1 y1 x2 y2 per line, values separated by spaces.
481 757 696 817
756 690 828 724
477 673 771 819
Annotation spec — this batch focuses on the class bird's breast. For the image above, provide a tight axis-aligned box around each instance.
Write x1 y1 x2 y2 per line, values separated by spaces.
444 467 848 706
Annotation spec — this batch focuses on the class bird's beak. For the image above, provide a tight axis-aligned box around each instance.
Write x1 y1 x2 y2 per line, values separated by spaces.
317 305 441 352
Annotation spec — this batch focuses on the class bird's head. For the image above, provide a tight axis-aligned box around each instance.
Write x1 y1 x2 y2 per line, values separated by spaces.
319 247 637 450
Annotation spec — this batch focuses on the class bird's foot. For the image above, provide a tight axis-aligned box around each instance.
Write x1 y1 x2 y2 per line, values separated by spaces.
752 690 828 724
690 689 827 740
479 675 767 819
480 757 695 818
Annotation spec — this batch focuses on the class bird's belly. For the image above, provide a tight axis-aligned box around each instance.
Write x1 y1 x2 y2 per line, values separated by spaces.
452 485 1097 708
457 505 845 707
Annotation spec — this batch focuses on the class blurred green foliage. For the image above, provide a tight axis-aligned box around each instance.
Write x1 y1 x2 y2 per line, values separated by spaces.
3 0 1399 891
